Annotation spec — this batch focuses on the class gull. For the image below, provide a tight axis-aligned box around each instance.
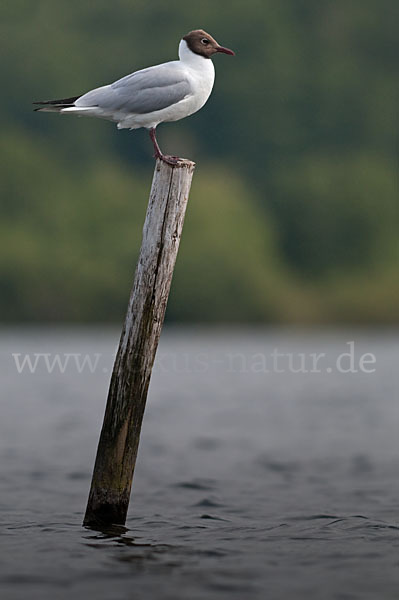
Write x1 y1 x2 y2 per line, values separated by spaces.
34 29 234 165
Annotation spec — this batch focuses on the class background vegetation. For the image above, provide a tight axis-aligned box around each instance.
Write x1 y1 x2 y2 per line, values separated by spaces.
0 0 397 323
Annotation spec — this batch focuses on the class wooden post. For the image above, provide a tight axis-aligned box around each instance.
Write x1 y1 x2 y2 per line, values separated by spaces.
84 158 195 526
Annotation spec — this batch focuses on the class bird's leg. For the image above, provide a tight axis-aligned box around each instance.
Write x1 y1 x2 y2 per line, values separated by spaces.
149 128 181 166
149 127 163 160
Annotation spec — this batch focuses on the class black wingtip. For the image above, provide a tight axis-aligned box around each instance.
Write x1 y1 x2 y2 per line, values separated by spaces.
32 95 80 106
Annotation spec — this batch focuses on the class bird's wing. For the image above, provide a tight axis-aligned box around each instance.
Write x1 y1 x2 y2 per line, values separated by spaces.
76 63 192 114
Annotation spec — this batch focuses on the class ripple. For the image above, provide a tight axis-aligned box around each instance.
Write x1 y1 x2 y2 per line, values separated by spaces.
199 514 230 521
193 498 225 508
287 514 339 521
172 479 216 491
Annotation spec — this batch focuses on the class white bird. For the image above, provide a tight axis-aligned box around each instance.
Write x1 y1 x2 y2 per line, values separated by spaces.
34 29 235 165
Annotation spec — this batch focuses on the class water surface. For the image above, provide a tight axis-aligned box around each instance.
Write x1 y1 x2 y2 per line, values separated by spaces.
1 327 398 599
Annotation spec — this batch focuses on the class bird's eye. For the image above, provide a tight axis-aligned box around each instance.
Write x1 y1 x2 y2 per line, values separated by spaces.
201 38 210 45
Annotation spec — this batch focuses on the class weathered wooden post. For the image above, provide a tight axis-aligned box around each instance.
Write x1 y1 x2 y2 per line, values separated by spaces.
84 158 195 526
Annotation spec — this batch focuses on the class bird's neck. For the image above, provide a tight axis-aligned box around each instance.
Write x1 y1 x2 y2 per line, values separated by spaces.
178 40 213 72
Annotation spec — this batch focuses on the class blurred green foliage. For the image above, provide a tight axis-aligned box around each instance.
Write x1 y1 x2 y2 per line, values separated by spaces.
0 0 397 323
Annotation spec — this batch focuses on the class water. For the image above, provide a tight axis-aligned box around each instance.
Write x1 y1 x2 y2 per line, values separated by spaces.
1 327 398 599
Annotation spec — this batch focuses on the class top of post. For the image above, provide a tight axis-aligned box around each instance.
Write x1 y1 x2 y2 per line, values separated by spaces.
155 158 196 172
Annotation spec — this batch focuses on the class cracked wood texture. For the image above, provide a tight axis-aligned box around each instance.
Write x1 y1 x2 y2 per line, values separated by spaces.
84 158 195 526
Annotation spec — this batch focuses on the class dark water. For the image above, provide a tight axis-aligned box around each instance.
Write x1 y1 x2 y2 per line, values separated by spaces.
1 327 398 599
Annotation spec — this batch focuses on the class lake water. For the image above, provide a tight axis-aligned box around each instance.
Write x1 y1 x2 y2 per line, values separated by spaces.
1 327 398 599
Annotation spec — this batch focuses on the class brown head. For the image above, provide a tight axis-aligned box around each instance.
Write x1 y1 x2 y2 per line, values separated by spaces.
182 29 235 59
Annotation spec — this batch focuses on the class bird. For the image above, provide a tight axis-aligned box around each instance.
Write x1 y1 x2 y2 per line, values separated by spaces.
33 29 235 165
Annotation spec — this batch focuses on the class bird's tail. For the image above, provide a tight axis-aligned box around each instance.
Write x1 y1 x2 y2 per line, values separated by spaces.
33 95 80 112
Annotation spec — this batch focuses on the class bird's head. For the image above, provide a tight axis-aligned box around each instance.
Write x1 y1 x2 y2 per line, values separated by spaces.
182 29 235 58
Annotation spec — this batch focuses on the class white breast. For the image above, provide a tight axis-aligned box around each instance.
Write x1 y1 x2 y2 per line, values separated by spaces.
177 39 215 114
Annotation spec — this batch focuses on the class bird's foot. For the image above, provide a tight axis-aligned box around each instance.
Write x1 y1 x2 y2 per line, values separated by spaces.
154 153 182 166
164 155 182 165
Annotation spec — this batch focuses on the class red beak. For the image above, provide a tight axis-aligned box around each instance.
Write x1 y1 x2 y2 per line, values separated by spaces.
216 45 235 56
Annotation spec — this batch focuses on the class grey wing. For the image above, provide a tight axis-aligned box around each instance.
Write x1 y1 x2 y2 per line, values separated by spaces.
76 63 192 114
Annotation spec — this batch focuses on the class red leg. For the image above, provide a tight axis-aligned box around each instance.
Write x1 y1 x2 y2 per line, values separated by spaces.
149 128 181 166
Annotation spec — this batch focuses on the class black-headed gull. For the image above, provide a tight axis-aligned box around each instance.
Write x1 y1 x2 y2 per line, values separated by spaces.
34 29 235 165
